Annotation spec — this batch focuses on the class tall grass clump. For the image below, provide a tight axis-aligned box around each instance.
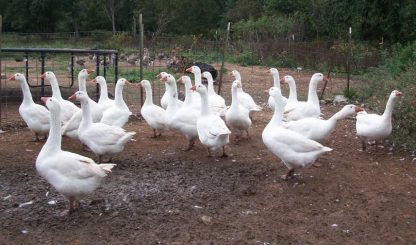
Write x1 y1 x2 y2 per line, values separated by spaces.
358 41 416 151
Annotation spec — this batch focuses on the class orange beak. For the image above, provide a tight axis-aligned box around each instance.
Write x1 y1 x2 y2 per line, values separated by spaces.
125 80 131 85
355 106 364 113
185 67 192 72
87 69 95 74
177 77 183 83
323 75 329 82
160 76 168 82
395 91 402 96
40 73 46 79
190 85 196 91
68 94 77 100
90 78 97 83
264 89 269 94
41 97 49 104
156 73 162 78
8 75 16 81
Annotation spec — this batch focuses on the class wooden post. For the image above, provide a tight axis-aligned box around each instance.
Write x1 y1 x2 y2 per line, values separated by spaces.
346 27 352 96
139 13 144 107
0 15 3 128
217 22 230 95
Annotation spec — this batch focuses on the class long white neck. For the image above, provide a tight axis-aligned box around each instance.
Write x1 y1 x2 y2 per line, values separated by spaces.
98 82 109 102
230 86 240 111
382 96 396 120
266 96 284 131
287 80 298 102
50 77 63 100
183 81 193 106
307 79 319 105
199 91 210 116
143 85 154 106
79 99 93 130
19 79 35 105
207 76 216 95
42 106 61 153
166 82 178 116
235 74 244 92
194 72 202 86
272 72 281 90
114 83 128 109
79 76 87 92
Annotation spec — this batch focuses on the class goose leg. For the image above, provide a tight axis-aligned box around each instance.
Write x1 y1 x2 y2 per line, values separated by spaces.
221 146 228 158
245 129 250 139
151 129 158 138
183 139 195 151
73 199 80 210
361 140 367 151
61 197 75 216
207 148 212 157
34 133 40 142
281 169 295 180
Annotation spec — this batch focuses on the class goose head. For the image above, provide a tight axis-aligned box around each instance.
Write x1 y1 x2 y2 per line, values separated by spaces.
191 84 207 95
390 90 402 99
139 79 151 88
40 71 57 82
185 65 201 74
340 104 364 117
280 75 295 85
156 71 168 78
178 75 191 85
202 71 213 80
232 80 242 89
78 68 94 80
68 91 89 102
41 97 60 112
160 73 175 84
231 70 241 80
268 86 287 107
269 68 279 76
116 78 130 87
8 73 26 83
310 73 329 85
90 76 106 85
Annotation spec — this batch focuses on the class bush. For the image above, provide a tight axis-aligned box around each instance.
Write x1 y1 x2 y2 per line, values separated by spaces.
358 41 416 151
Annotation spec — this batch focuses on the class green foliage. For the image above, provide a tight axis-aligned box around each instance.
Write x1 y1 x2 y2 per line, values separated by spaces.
358 41 416 150
232 15 294 40
343 87 357 100
228 51 259 66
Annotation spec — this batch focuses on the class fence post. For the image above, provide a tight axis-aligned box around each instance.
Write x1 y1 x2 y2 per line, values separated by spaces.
114 52 118 82
139 13 144 106
0 15 2 128
71 53 74 85
346 27 352 96
95 54 100 101
218 22 230 95
40 52 45 97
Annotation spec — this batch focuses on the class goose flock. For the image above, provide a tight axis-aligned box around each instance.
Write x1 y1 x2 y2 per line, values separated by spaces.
8 66 402 214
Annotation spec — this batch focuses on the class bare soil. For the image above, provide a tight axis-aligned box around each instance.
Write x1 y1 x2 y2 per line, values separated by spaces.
1 64 415 244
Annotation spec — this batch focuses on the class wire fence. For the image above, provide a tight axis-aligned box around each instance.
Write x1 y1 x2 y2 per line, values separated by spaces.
0 32 383 129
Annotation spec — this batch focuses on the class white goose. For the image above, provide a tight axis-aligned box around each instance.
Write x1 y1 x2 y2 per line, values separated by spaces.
283 73 328 121
91 76 115 112
267 68 287 110
202 71 227 116
262 87 332 180
41 71 79 122
61 69 103 139
70 91 136 163
192 83 231 157
36 96 115 215
9 73 50 141
230 70 262 112
285 104 363 142
356 90 402 150
225 80 252 139
185 65 203 110
158 72 183 109
280 75 301 111
139 79 167 137
100 78 132 128
177 75 196 108
162 73 199 150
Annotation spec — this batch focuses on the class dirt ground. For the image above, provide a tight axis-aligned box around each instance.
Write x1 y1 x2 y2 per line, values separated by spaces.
1 64 415 244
